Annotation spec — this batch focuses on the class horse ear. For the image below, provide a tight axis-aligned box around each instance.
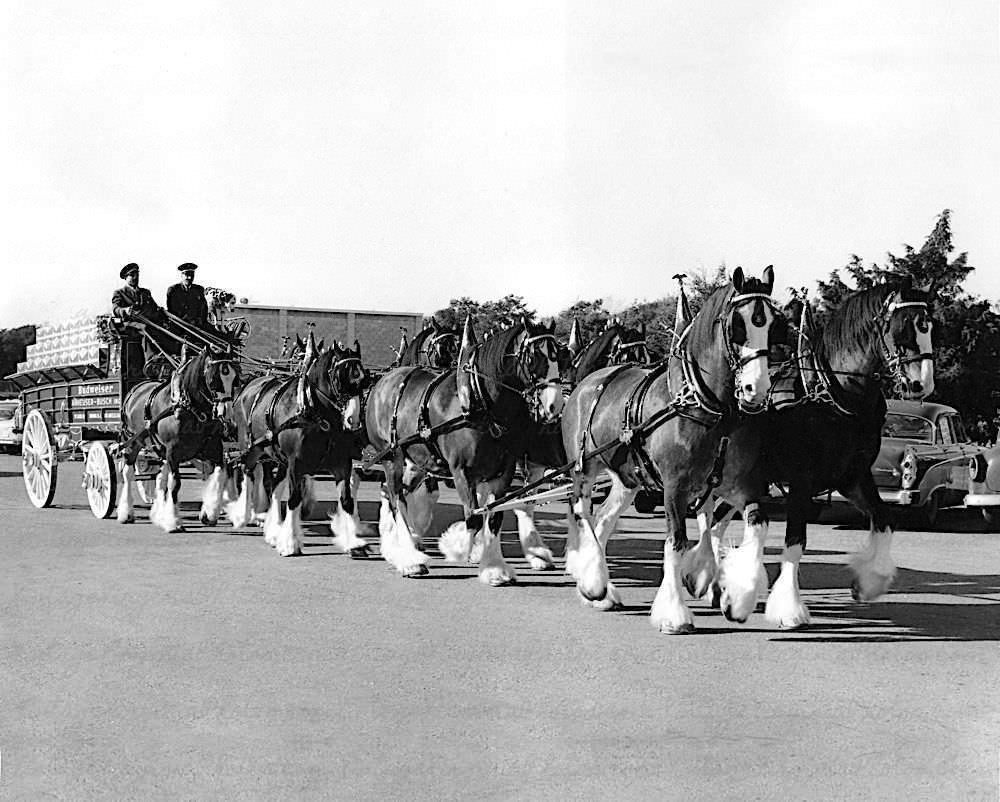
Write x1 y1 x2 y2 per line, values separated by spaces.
548 318 556 333
432 318 440 332
762 265 774 294
640 321 646 338
732 266 745 293
520 313 531 331
461 315 478 350
354 339 362 357
568 318 582 354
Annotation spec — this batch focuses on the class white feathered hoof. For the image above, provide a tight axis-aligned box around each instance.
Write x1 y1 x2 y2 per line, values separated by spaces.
199 511 218 527
719 564 767 624
650 587 696 634
850 570 894 602
349 544 372 560
400 561 429 578
580 580 622 611
116 509 135 525
525 549 556 571
764 590 811 630
479 565 517 587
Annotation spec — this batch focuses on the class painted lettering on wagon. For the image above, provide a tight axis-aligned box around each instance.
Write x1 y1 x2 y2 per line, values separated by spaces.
72 396 118 408
72 383 116 396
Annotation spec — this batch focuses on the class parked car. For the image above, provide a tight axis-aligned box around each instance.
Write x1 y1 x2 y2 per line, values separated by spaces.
965 442 1000 531
870 399 985 527
0 399 22 452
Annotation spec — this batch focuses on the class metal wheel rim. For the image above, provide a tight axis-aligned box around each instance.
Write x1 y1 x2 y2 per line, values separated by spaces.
22 409 57 508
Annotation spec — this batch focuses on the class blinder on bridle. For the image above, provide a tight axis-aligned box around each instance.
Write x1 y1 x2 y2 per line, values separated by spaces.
880 297 934 371
723 292 782 368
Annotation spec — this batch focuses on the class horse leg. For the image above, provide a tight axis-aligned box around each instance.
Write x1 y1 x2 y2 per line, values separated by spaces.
563 500 581 578
225 463 253 528
116 443 140 524
512 464 556 571
843 476 896 602
764 485 812 628
262 469 287 548
329 471 370 558
649 479 695 634
475 471 517 587
681 494 733 599
156 449 184 533
253 463 272 526
717 501 769 623
198 441 226 527
273 462 303 557
580 472 638 611
569 465 611 604
438 467 477 564
383 457 430 577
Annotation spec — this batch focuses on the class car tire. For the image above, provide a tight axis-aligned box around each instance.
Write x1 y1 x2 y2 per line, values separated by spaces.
982 507 1000 533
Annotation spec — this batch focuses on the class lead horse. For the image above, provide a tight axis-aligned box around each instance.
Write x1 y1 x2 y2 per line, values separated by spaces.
686 276 936 628
117 347 241 532
560 267 781 633
365 316 564 582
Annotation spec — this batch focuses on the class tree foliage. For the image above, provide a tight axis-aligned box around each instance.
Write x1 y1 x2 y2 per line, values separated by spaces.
0 325 36 387
430 294 535 334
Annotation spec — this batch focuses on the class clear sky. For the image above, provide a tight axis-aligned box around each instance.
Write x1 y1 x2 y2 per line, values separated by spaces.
3 1 998 327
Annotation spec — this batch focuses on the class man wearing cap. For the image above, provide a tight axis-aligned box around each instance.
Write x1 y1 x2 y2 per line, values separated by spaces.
166 263 211 332
111 263 169 372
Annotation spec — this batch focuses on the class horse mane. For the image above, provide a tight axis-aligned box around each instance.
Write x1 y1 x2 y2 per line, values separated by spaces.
576 325 621 368
400 327 434 365
473 323 523 380
685 283 733 349
815 282 898 358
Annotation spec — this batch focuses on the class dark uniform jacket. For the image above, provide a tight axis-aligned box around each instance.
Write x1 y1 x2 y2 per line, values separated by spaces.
111 284 163 322
166 282 209 327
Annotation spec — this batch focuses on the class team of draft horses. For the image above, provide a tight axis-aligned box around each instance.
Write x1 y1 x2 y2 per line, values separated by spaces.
113 265 936 634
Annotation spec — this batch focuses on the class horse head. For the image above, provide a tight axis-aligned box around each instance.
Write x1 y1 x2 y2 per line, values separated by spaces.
879 275 936 399
513 315 564 423
308 339 370 431
715 265 781 412
608 321 650 365
200 347 241 419
425 319 459 370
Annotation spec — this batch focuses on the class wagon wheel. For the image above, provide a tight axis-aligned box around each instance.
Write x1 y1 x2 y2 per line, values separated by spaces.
21 408 58 508
83 441 118 519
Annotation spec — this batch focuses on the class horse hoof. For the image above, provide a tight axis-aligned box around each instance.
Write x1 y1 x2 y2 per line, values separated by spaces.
118 516 135 525
349 545 372 560
578 584 607 603
168 526 186 534
526 556 556 571
660 621 696 635
402 564 429 578
199 513 218 526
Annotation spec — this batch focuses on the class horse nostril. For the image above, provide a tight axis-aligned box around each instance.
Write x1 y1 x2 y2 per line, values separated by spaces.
743 384 754 395
910 380 923 393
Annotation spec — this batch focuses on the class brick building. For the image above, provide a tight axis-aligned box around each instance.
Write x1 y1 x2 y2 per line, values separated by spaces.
227 304 423 368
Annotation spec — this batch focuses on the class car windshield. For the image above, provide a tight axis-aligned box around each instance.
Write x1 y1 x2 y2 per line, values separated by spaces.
0 405 15 421
882 413 933 442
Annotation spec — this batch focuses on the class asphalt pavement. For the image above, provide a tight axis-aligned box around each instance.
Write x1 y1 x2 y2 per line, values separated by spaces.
1 453 998 801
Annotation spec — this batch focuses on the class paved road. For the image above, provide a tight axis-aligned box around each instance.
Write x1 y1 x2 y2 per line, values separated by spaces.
1 452 998 801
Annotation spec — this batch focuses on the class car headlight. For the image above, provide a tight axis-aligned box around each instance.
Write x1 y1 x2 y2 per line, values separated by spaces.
969 454 988 484
900 451 918 489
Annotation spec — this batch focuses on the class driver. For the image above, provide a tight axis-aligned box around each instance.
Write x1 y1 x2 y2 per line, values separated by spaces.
111 263 170 368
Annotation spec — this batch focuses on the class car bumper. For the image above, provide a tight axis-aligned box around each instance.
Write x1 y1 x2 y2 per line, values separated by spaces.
878 489 919 506
964 493 1000 508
